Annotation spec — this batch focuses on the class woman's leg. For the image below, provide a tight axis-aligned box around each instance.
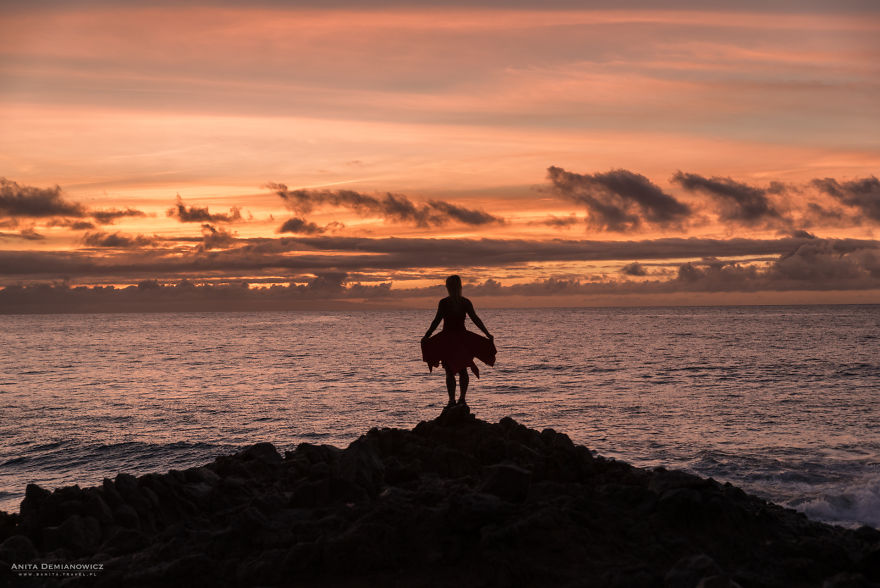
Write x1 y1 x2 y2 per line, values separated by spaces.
445 371 456 405
457 369 469 404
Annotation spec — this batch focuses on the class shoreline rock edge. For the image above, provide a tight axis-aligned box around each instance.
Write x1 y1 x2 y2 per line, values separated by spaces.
1 405 879 587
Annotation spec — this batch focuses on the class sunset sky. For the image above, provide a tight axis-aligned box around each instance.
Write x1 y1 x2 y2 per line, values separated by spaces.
1 0 879 310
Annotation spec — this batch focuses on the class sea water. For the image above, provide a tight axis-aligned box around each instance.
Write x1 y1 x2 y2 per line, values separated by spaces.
1 305 878 528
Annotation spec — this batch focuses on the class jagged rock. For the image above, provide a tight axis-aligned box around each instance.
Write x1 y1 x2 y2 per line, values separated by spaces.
0 534 37 562
858 544 880 581
698 576 744 588
480 463 531 502
822 572 875 588
42 514 101 554
100 527 149 556
1 410 876 588
335 437 385 495
665 553 723 588
239 442 282 464
113 504 140 529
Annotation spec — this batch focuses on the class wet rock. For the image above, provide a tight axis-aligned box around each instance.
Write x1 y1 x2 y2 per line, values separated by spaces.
240 442 282 464
480 463 531 503
1 410 876 588
113 504 140 528
82 488 114 525
855 526 880 542
335 437 385 495
858 544 880 580
184 466 221 485
822 572 875 588
0 534 37 562
101 527 149 556
42 514 101 554
697 576 744 588
433 403 476 427
0 511 18 543
665 553 722 588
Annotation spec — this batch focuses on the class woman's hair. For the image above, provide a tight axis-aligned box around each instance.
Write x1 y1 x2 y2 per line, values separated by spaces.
445 274 463 298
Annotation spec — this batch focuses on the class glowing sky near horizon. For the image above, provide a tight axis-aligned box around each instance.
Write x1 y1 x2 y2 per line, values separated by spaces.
1 1 879 306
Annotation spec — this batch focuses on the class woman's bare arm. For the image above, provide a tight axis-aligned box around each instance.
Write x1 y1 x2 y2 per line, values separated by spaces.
465 299 493 339
423 301 444 339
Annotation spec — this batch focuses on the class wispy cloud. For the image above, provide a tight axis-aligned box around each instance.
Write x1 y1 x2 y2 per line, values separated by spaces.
81 231 158 249
547 166 691 231
0 178 86 218
278 217 330 235
812 176 880 222
0 228 45 241
91 208 148 225
199 223 237 250
2 236 878 313
671 171 785 227
167 195 243 223
269 184 504 228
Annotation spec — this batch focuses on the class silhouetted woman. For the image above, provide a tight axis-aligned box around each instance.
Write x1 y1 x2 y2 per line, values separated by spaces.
421 275 496 407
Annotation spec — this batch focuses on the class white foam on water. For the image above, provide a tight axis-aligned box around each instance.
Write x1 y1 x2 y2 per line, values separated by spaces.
792 473 880 529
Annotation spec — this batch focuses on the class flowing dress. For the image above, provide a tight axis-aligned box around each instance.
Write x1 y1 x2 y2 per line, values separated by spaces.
421 297 496 377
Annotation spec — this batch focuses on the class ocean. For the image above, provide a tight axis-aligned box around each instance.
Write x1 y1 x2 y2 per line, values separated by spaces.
1 305 878 529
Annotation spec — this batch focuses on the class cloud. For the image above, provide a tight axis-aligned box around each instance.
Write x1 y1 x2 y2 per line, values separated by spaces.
268 184 503 228
538 214 581 228
2 238 879 313
307 271 347 292
770 240 880 282
546 166 691 232
671 171 785 227
0 178 86 218
46 218 97 230
423 200 500 225
620 262 647 276
91 208 148 225
811 176 880 222
200 224 237 250
0 228 45 241
81 231 159 248
0 233 875 286
785 229 817 239
278 217 327 235
167 195 243 223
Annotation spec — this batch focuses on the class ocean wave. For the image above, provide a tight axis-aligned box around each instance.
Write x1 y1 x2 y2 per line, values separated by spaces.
792 474 880 529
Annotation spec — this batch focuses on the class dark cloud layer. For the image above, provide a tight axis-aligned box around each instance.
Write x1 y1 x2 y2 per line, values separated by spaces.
278 217 327 235
0 228 45 241
0 179 148 227
268 184 503 227
812 176 880 222
47 218 97 230
82 231 158 249
539 214 581 228
200 224 237 250
620 262 647 276
91 208 148 225
167 196 242 223
2 234 875 284
0 178 86 218
3 238 877 313
671 171 783 226
547 166 691 231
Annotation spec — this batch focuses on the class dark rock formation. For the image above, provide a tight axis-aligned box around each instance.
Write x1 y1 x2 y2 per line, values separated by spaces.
1 406 879 587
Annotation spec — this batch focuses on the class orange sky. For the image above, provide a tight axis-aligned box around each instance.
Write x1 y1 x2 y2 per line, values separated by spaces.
1 2 878 310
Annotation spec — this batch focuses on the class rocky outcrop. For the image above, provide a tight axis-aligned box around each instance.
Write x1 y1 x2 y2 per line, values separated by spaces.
2 406 879 587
